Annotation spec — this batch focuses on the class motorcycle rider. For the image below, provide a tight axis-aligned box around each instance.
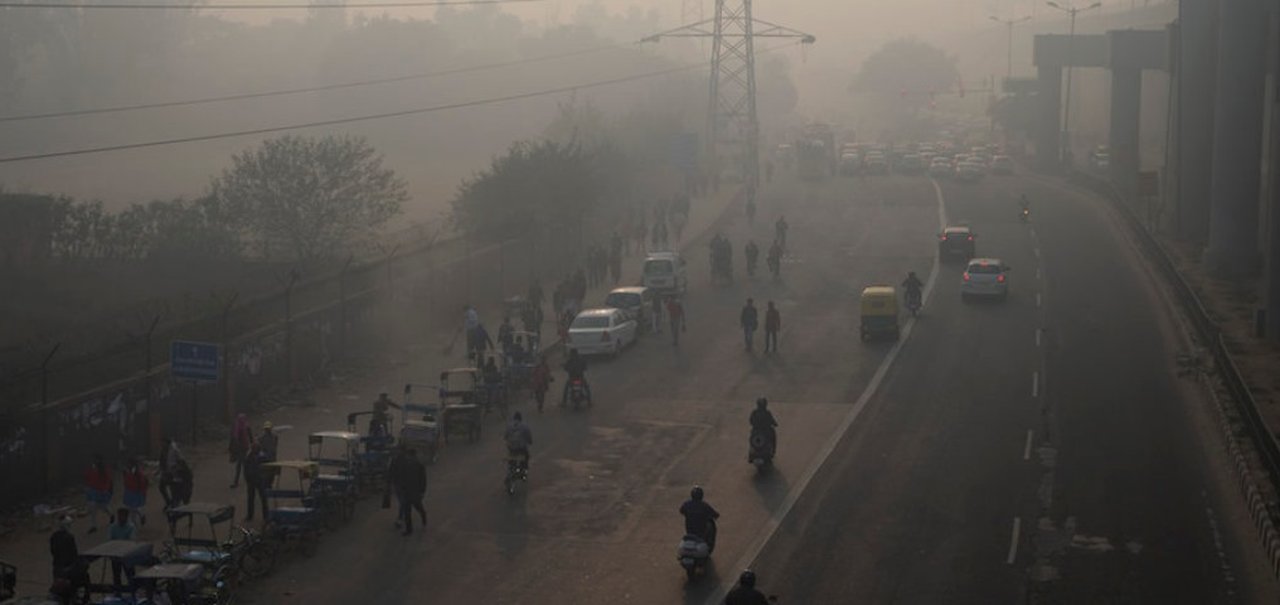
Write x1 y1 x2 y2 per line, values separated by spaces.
745 240 760 277
774 216 789 250
725 570 771 605
504 412 532 471
750 397 778 460
679 486 720 552
561 349 592 407
1018 193 1031 219
901 271 924 307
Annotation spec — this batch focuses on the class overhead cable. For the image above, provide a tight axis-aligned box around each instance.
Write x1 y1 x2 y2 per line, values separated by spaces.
0 0 539 9
0 44 630 123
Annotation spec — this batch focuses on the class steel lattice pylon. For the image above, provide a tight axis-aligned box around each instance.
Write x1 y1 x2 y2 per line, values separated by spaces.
644 1 813 188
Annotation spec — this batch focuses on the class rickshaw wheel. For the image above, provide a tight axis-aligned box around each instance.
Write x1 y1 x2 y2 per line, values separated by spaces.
239 541 277 579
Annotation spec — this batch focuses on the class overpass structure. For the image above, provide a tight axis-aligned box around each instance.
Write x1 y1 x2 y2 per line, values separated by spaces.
1029 1 1280 342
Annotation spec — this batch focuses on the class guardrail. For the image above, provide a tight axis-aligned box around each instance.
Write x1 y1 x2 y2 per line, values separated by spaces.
1068 170 1280 494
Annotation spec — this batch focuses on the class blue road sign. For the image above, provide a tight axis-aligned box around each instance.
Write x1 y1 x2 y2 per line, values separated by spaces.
170 340 220 383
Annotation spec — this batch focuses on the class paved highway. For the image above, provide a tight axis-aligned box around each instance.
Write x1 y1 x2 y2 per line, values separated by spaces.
236 170 1277 604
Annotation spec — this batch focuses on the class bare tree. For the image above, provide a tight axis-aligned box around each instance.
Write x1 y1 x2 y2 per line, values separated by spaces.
212 135 407 261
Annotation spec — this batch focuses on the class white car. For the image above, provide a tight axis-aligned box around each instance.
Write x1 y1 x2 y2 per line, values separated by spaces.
642 252 688 294
961 258 1010 302
954 161 985 181
928 159 953 178
603 286 654 327
567 308 638 356
990 155 1014 174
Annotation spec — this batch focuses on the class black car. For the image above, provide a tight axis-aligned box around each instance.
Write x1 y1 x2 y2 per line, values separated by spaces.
938 226 975 260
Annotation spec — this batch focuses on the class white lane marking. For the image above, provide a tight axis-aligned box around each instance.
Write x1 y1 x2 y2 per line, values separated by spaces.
1036 267 1042 280
1034 247 1041 258
1007 517 1022 564
708 180 950 604
1032 371 1040 398
1035 328 1042 348
1036 293 1042 308
1024 430 1034 461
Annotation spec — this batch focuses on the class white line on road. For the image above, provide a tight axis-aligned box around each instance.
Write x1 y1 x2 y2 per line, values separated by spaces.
1036 267 1042 280
1034 247 1041 258
1007 517 1022 564
1035 328 1042 348
1032 371 1040 398
1036 293 1042 308
707 179 951 604
1024 430 1034 461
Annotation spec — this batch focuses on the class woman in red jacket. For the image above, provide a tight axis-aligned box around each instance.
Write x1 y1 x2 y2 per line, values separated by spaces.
83 454 113 533
121 458 149 527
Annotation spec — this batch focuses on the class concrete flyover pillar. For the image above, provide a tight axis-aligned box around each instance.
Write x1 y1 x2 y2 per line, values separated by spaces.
1206 0 1268 272
1036 64 1063 170
1106 29 1167 196
1108 66 1141 193
1175 0 1218 244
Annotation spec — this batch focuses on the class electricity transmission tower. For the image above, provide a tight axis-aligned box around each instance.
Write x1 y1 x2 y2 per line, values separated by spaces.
645 0 814 188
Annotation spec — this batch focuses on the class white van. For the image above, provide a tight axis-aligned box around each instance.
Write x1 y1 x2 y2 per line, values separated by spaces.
642 252 688 294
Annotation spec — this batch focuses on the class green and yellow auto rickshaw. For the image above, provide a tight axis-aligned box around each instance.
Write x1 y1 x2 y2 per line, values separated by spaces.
859 285 900 341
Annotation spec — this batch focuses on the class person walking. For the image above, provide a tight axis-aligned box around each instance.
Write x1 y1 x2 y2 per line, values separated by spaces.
157 437 180 509
170 456 194 508
764 301 781 354
258 422 278 463
228 413 252 488
667 297 686 346
49 515 84 590
650 293 664 334
394 448 428 536
531 356 553 413
121 458 149 527
242 442 269 523
740 299 759 352
83 454 113 533
107 508 137 590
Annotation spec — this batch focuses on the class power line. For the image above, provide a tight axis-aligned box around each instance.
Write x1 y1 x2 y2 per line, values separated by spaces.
0 65 704 163
0 44 629 123
0 41 800 164
0 0 538 9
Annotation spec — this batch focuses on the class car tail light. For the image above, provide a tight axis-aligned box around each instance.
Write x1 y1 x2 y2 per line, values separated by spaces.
939 235 946 241
997 274 1006 283
600 332 610 342
967 235 974 241
963 272 971 281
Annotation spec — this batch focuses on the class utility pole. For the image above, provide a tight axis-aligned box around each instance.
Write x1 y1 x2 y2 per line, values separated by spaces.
989 15 1032 83
643 1 814 189
1047 1 1101 166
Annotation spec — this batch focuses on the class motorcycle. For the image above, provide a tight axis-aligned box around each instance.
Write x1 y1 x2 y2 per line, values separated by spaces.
504 454 528 497
905 290 922 317
749 429 775 471
568 378 590 410
676 519 716 581
1019 207 1030 223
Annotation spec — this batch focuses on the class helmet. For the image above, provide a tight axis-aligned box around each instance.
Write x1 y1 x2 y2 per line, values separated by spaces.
690 486 704 501
756 397 768 408
262 421 273 430
739 570 757 588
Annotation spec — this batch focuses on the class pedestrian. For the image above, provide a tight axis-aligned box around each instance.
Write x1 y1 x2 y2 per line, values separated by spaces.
228 413 252 488
83 454 113 533
259 421 278 462
651 293 664 334
49 515 84 590
394 448 428 536
242 442 269 523
108 507 137 590
169 457 193 508
740 298 759 352
157 437 179 508
471 322 495 365
667 297 686 346
531 356 553 413
121 458 148 527
764 301 781 354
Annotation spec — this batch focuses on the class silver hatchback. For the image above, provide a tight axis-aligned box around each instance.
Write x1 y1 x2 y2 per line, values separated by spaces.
961 258 1010 302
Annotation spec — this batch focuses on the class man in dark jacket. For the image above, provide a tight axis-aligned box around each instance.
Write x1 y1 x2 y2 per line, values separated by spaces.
394 449 428 536
750 398 779 458
740 298 759 351
679 486 720 552
764 301 781 354
561 349 591 406
724 570 771 605
242 443 269 522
